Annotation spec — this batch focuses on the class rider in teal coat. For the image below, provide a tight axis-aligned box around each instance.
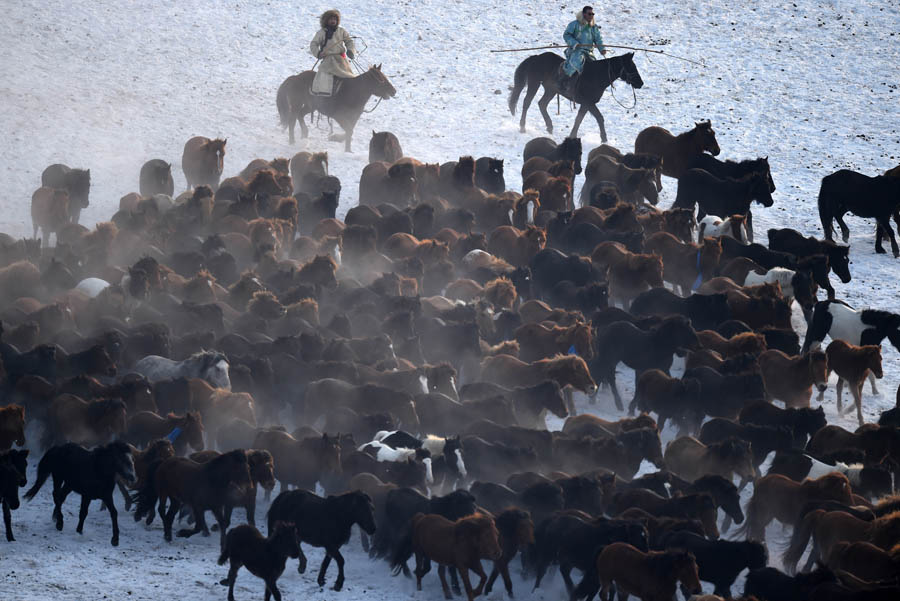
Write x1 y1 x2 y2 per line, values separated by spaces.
559 6 606 93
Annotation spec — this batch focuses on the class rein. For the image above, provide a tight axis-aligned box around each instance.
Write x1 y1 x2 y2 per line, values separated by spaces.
607 59 638 110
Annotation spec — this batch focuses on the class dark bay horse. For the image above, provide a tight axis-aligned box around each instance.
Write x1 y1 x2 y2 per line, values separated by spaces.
508 52 644 141
277 64 397 151
817 169 900 257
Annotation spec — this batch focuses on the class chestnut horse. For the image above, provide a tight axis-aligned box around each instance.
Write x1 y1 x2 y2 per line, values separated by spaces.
594 542 702 601
819 340 883 426
783 509 900 575
513 321 594 362
393 512 502 601
634 121 721 184
182 136 226 191
758 349 829 408
479 354 597 396
45 395 127 450
738 473 853 541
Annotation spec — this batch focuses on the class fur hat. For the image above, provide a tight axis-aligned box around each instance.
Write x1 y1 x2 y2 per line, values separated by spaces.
320 9 340 29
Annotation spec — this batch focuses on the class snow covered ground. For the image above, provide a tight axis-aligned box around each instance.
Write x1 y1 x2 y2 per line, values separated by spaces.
1 0 899 599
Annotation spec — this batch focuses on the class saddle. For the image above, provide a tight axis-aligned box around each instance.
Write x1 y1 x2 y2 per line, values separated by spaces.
310 71 344 97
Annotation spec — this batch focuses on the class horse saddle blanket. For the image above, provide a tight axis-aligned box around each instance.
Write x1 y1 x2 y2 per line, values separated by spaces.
311 71 343 97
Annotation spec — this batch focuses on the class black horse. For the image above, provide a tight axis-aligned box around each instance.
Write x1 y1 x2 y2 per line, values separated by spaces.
267 489 376 591
659 530 767 597
24 441 135 546
276 65 397 151
817 169 900 256
508 52 644 141
0 450 28 542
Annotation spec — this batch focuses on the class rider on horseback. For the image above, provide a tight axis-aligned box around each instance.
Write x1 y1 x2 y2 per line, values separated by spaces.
559 6 606 97
310 9 357 96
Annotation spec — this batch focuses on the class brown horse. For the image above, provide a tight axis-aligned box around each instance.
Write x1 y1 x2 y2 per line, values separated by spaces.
823 540 900 584
31 187 70 247
121 439 175 510
479 354 597 396
664 436 757 483
784 509 900 575
739 473 853 541
135 449 251 548
634 121 721 186
562 413 658 438
513 321 594 362
276 65 397 151
126 411 205 455
0 405 25 451
596 543 702 601
182 136 227 191
610 488 720 540
758 349 829 408
517 300 584 325
644 232 722 295
698 330 767 358
252 430 341 493
606 252 665 308
806 424 900 464
190 449 275 528
45 395 127 449
394 512 502 601
484 508 535 598
487 225 546 268
820 340 883 426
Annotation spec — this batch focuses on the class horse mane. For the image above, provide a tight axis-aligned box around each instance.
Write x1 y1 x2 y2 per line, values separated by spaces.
708 437 751 461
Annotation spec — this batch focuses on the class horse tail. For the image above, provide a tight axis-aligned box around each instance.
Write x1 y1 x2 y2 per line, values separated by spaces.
782 508 823 575
133 458 163 523
733 490 760 540
276 80 292 130
389 522 415 577
508 58 530 116
23 447 58 501
817 180 834 240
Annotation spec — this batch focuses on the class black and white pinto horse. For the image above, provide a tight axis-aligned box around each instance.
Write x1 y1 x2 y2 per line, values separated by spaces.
508 52 644 141
128 350 231 390
802 300 900 395
374 431 467 487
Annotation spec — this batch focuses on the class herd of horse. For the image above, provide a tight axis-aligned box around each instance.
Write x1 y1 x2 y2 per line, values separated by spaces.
3 50 900 601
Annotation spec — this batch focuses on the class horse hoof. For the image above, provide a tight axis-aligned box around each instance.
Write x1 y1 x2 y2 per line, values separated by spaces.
111 537 119 547
333 582 343 592
876 246 886 254
219 579 229 586
176 529 191 538
7 535 15 542
317 578 326 588
164 534 172 542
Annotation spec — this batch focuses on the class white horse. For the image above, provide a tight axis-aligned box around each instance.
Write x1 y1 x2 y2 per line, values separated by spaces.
129 350 231 390
744 267 798 300
697 214 748 243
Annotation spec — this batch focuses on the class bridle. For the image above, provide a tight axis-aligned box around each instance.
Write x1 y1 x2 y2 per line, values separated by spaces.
607 56 638 109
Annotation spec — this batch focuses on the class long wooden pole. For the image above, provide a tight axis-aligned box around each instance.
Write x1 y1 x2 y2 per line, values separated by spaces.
490 43 706 67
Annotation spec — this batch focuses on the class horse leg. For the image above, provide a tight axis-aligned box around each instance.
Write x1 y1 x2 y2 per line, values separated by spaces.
4 501 14 542
266 578 283 601
223 562 240 601
360 529 370 553
560 562 576 595
177 504 208 538
298 108 310 140
449 566 462 595
414 552 429 591
212 506 229 552
163 500 180 542
316 552 332 587
875 221 886 254
607 368 624 412
471 561 488 598
330 547 346 591
536 89 556 135
569 105 590 140
585 104 608 144
518 82 541 133
117 479 132 512
53 484 71 530
835 213 851 243
103 493 120 546
564 387 577 416
437 565 453 600
76 495 91 535
878 215 900 257
868 371 879 395
852 379 865 427
835 378 844 413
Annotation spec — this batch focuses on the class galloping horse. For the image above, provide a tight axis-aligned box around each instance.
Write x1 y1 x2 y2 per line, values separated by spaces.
508 52 644 141
277 64 397 152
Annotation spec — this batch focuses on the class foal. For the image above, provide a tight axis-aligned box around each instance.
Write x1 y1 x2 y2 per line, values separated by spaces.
218 522 301 601
819 340 883 426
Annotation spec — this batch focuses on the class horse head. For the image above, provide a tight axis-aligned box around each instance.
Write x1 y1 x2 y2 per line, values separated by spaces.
370 64 397 100
693 121 721 156
620 52 644 89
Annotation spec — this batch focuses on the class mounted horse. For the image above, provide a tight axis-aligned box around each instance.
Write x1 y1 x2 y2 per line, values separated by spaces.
277 64 397 151
508 52 643 141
